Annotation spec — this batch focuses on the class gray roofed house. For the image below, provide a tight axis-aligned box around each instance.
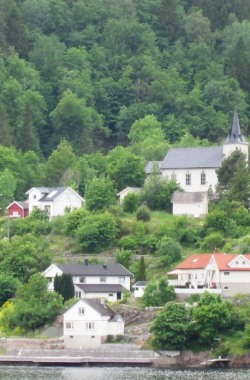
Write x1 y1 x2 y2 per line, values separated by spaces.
133 281 148 298
6 200 29 218
117 186 141 202
43 262 134 293
63 298 124 348
25 186 84 220
171 191 209 218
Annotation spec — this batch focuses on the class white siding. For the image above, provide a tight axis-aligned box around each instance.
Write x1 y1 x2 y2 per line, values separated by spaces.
161 168 218 192
73 275 130 291
173 201 208 217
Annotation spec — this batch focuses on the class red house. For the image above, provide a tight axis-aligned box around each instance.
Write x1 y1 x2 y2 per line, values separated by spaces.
6 201 29 218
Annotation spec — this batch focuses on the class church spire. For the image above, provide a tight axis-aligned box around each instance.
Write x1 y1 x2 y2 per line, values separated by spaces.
224 109 246 144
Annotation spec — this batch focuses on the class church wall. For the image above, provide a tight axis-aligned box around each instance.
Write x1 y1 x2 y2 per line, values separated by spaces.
161 168 218 192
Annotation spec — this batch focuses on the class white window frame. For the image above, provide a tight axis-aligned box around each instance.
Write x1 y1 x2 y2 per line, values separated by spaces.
100 276 106 284
75 291 81 298
65 322 74 329
79 277 85 283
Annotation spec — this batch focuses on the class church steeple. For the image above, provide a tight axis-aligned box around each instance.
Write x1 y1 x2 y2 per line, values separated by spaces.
224 109 246 144
223 110 248 160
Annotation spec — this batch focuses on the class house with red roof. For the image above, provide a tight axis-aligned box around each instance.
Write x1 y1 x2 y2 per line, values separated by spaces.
168 253 250 297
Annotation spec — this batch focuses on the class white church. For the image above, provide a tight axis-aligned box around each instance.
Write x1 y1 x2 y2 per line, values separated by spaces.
146 110 248 217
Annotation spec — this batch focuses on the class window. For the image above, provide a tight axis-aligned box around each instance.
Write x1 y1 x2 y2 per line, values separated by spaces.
109 293 114 297
66 322 74 329
86 322 95 330
33 195 36 199
13 211 19 217
118 277 125 284
78 307 85 315
171 172 176 181
100 276 106 283
44 205 51 211
186 173 191 186
242 261 246 265
201 171 206 185
75 291 81 298
79 277 85 283
235 261 239 265
224 271 230 275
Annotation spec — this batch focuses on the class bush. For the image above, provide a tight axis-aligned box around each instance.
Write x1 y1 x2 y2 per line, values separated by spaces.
136 204 150 222
75 212 119 252
156 237 182 267
123 193 140 213
200 232 225 251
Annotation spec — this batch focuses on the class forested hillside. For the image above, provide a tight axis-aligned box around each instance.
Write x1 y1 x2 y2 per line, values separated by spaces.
1 0 250 158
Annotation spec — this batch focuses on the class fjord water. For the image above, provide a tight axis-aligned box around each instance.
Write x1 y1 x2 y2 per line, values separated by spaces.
0 367 250 380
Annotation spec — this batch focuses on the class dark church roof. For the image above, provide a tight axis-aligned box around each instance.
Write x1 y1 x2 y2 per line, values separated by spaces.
224 109 247 144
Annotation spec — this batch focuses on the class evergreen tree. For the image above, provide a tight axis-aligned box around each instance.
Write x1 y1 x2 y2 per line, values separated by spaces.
135 256 146 282
54 273 75 302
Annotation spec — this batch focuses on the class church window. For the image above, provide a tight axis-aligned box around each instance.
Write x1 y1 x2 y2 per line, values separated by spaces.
186 173 191 186
171 172 176 181
201 171 206 185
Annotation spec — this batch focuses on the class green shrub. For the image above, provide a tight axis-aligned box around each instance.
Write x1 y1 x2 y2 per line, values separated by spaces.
136 204 150 222
123 193 140 213
200 232 225 251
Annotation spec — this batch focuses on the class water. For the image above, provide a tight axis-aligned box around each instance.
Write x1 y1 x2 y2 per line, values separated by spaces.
0 367 249 380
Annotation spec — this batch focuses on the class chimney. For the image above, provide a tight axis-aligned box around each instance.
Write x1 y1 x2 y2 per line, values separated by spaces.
103 264 107 270
84 259 89 266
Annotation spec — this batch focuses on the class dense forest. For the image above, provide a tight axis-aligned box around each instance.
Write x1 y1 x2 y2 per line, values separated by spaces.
1 0 250 157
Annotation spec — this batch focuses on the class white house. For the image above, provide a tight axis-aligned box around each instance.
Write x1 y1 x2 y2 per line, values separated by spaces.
171 191 208 218
117 187 141 203
63 299 124 348
25 186 84 220
42 261 134 298
168 253 250 297
133 281 148 298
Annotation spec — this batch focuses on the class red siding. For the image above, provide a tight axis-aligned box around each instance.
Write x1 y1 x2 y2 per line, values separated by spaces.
8 203 28 218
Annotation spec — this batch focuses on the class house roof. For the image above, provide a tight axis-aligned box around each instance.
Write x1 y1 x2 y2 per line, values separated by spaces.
171 191 208 204
176 254 212 270
55 263 134 277
64 298 119 318
160 147 224 169
224 110 247 145
6 201 29 210
75 284 124 293
145 161 162 174
133 281 148 287
25 186 84 202
117 187 141 196
175 253 250 272
82 299 118 317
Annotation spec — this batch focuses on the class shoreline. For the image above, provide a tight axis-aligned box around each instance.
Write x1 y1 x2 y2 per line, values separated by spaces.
1 338 250 369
